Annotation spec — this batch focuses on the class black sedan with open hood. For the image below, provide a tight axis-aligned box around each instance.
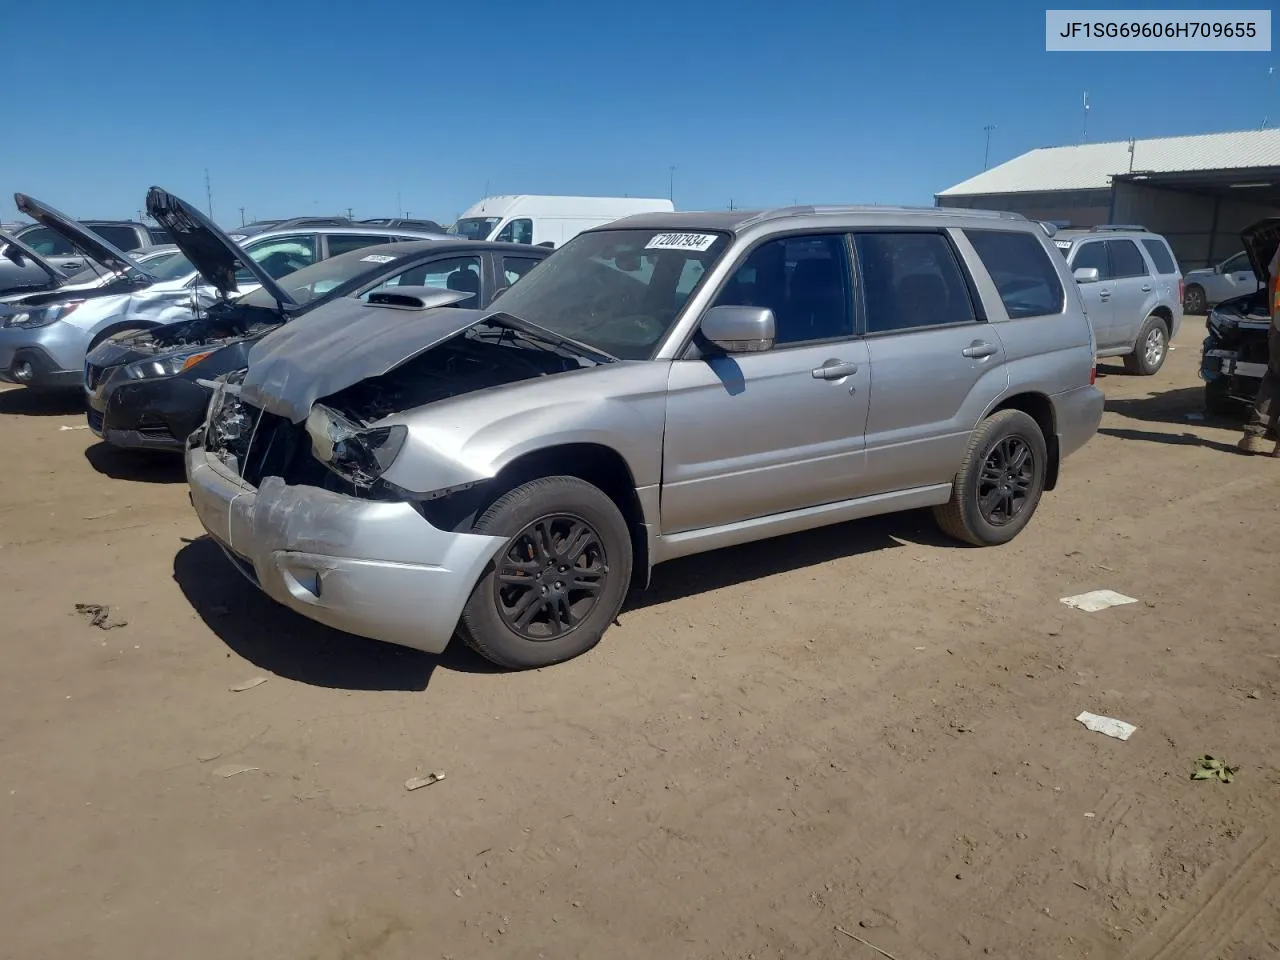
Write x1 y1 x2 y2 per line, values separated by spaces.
84 191 549 451
1200 217 1279 415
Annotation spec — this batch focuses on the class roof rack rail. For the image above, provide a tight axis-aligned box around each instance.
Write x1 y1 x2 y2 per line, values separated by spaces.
1091 224 1148 232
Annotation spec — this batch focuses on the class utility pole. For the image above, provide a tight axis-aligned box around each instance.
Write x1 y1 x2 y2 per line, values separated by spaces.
728 198 735 211
983 124 997 170
1080 91 1090 144
238 207 245 227
668 165 675 203
1264 65 1275 129
204 168 213 219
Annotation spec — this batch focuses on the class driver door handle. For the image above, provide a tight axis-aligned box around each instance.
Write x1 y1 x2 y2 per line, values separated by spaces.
811 359 858 380
962 340 998 359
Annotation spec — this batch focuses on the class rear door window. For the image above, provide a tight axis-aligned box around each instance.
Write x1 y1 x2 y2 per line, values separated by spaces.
1140 238 1178 275
94 225 143 251
1070 241 1110 279
1107 239 1148 278
325 233 393 257
854 232 977 333
502 256 542 286
963 229 1065 318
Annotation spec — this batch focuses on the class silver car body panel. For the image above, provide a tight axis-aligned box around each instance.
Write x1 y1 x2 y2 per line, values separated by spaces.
187 204 1103 653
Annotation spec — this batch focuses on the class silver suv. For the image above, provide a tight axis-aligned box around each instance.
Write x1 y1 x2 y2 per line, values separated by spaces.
187 205 1104 669
1053 225 1183 375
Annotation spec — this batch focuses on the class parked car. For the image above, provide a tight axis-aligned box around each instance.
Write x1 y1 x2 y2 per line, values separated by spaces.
186 204 1103 669
449 195 675 248
1052 225 1182 375
0 228 70 299
85 191 549 451
1200 218 1279 415
13 215 170 275
1183 250 1262 315
0 191 447 390
358 217 447 233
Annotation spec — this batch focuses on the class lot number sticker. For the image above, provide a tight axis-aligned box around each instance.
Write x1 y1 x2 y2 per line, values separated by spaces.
360 254 397 263
645 233 718 252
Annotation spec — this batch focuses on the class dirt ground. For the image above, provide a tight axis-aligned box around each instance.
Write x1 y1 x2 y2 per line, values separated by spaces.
0 324 1277 960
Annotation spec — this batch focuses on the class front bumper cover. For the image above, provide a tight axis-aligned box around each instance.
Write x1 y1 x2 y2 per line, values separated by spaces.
184 443 506 654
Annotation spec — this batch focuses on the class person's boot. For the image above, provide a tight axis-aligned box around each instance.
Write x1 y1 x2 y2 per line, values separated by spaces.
1238 433 1269 455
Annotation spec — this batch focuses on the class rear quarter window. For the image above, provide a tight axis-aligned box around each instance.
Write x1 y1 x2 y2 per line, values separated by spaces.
963 229 1066 319
1140 238 1178 275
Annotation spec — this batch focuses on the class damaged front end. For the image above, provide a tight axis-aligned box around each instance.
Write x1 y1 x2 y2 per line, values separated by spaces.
1201 290 1271 407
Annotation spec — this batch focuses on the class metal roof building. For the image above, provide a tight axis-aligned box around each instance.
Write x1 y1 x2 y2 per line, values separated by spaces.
936 129 1280 270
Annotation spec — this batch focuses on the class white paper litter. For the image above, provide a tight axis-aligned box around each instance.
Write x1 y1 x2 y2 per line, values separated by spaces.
1060 590 1139 613
229 677 269 692
59 424 90 431
405 772 446 791
1076 711 1136 741
213 764 259 779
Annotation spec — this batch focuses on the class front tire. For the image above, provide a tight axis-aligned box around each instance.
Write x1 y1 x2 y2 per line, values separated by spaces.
1183 285 1207 315
934 410 1047 546
459 476 632 669
1123 314 1169 376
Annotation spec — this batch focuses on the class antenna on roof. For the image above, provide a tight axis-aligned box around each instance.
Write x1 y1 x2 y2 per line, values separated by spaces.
1080 91 1090 144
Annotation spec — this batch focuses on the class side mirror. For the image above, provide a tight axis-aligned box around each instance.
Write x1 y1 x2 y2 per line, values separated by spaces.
1073 267 1100 284
699 304 775 354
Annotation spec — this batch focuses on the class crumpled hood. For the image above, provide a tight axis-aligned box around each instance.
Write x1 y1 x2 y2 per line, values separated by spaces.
242 287 478 422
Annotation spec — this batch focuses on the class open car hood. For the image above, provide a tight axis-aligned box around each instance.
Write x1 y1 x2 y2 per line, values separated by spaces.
13 194 157 281
0 228 64 286
1241 218 1280 285
146 187 297 307
242 287 479 422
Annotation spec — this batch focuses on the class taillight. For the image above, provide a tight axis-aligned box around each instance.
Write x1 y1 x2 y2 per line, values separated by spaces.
1178 278 1185 304
1090 363 1097 385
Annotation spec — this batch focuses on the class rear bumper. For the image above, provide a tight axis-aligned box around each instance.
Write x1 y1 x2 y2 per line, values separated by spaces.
1054 384 1104 460
184 443 506 654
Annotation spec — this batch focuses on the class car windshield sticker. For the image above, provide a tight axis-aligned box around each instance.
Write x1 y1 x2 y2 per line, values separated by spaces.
645 233 718 253
360 254 397 263
1054 240 1072 250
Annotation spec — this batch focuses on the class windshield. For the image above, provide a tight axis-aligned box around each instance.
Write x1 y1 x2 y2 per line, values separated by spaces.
449 217 501 240
488 228 729 360
237 244 414 310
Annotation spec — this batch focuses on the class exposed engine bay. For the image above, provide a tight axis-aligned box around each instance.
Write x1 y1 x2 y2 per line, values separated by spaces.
320 321 591 425
1202 289 1272 407
122 303 284 356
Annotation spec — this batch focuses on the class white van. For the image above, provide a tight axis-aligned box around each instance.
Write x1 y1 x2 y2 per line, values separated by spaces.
449 195 674 249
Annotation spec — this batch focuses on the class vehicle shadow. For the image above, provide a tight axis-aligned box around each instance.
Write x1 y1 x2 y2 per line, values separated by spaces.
1106 386 1244 428
626 508 954 613
84 443 186 484
172 536 499 691
1097 426 1243 454
0 388 83 416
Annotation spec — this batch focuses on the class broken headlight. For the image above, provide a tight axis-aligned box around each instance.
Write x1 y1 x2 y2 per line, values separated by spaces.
306 404 407 488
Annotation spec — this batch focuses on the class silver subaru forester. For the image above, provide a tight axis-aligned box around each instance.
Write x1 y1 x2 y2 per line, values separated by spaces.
186 205 1103 669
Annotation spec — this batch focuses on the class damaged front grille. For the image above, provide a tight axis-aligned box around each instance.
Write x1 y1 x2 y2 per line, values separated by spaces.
85 363 105 391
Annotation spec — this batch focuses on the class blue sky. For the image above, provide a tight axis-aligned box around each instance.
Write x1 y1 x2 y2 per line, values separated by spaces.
3 1 1273 226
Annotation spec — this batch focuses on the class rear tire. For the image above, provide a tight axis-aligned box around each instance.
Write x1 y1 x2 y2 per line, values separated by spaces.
934 410 1047 547
1183 285 1207 315
1123 314 1169 376
458 476 632 670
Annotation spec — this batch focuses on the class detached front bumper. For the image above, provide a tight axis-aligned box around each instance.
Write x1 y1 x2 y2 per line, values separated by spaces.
87 372 209 451
184 443 506 654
